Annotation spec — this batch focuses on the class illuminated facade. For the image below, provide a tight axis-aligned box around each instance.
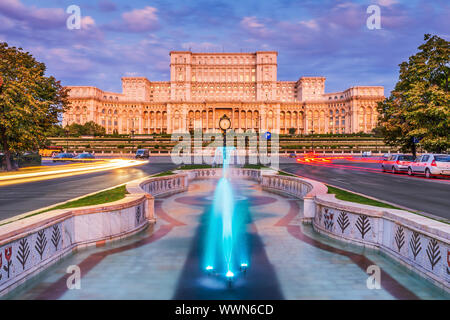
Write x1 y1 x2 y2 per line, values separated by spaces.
64 51 384 134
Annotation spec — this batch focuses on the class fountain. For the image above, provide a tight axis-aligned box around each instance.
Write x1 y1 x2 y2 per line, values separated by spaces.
203 146 249 285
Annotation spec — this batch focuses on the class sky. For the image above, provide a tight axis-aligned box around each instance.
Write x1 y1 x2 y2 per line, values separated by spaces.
0 0 448 95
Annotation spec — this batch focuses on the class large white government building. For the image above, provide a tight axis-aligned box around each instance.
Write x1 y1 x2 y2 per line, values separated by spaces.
64 51 384 135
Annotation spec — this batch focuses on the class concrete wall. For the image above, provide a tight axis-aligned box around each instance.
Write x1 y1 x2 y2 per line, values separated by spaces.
0 169 448 295
258 173 450 292
0 174 187 295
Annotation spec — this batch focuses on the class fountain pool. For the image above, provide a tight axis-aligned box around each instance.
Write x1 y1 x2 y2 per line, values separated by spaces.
3 179 449 300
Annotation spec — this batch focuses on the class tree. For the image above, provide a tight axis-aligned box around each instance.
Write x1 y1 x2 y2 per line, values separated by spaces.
45 124 66 137
83 121 106 136
377 34 449 156
0 43 69 170
65 121 105 137
288 128 297 135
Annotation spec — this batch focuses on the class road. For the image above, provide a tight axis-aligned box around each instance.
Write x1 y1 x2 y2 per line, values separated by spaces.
1 155 449 222
0 157 177 220
279 157 450 221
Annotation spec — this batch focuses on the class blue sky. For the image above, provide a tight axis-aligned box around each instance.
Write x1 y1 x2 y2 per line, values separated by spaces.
1 0 448 95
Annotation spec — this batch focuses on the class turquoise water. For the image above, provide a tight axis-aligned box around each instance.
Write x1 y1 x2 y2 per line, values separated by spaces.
3 179 449 300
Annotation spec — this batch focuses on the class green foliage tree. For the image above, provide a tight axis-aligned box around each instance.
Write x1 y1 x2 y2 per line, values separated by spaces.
83 121 106 136
288 128 297 135
377 34 449 156
0 43 69 171
46 124 66 137
65 121 105 137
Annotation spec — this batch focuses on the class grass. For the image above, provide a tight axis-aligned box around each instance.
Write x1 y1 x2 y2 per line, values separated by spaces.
327 185 449 225
277 171 296 177
326 185 405 210
152 170 175 177
0 185 129 227
177 164 273 170
36 185 129 214
178 164 214 170
242 164 270 170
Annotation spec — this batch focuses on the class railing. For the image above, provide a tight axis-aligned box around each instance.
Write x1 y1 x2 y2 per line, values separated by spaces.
0 172 189 295
312 193 450 291
1 168 448 295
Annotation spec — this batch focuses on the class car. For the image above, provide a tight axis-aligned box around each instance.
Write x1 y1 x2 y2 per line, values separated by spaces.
135 149 149 159
381 153 391 161
381 154 415 173
52 153 75 162
289 153 297 158
408 154 450 178
73 153 95 162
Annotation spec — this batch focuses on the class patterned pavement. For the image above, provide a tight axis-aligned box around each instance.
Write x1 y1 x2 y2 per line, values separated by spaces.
4 179 449 300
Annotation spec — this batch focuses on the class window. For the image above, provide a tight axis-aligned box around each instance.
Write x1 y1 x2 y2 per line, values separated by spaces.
435 155 450 162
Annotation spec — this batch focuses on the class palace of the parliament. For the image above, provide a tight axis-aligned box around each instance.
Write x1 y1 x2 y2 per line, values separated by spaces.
64 51 384 135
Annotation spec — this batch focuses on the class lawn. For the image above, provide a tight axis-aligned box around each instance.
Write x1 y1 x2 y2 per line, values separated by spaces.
152 170 175 177
0 185 129 227
37 185 128 214
327 185 404 210
178 164 214 170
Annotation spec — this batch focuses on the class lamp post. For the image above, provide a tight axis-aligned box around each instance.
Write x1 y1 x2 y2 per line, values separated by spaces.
130 129 135 154
65 129 69 152
310 129 315 154
219 114 231 160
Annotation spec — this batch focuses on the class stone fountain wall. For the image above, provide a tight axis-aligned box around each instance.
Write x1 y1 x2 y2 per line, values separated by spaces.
0 169 448 295
250 171 450 292
0 174 186 296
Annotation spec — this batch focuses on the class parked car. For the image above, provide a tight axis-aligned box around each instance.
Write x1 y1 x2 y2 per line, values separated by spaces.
73 153 95 162
381 154 415 173
408 154 450 178
52 153 75 162
135 149 149 159
381 153 391 161
289 153 297 158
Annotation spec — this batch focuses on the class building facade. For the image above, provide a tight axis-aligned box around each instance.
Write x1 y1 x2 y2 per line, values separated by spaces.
64 51 384 135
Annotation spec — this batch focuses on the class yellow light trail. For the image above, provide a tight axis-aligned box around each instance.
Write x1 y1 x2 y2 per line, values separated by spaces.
0 159 148 187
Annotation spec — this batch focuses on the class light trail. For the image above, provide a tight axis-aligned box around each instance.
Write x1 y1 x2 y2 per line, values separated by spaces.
0 159 148 186
294 155 450 180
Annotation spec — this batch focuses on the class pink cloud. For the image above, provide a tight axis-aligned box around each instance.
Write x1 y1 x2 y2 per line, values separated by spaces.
0 0 66 29
240 16 273 38
122 6 159 32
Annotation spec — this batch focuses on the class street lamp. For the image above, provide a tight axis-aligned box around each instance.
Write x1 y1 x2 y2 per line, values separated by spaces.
130 129 135 154
219 114 231 160
65 129 69 152
310 129 315 154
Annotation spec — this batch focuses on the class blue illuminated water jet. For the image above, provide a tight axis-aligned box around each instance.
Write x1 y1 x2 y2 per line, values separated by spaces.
203 147 249 280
